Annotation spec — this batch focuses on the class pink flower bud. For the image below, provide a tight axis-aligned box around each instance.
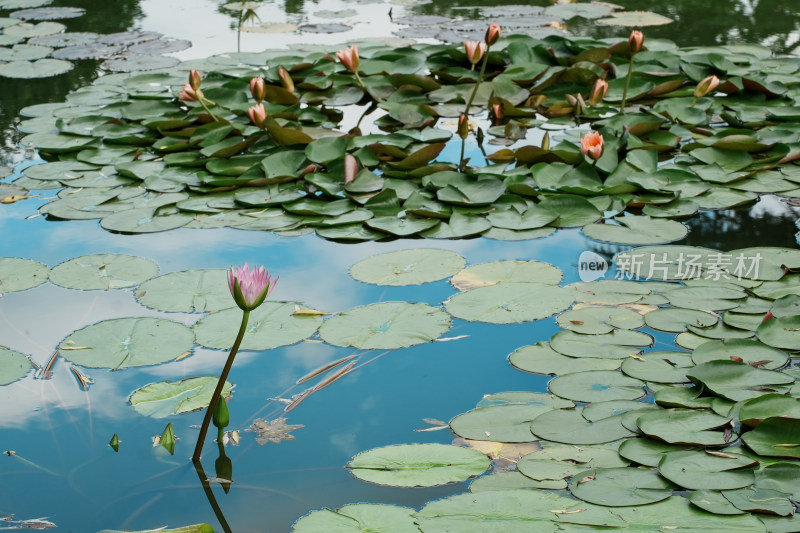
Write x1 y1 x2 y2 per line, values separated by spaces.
589 78 608 106
336 45 360 73
250 77 267 103
485 24 501 46
580 131 604 160
762 311 774 323
248 103 267 129
301 163 320 176
694 74 720 99
492 103 503 120
179 83 200 102
228 263 277 312
344 154 358 184
629 30 644 55
457 113 469 140
463 40 486 65
278 68 294 93
189 70 202 91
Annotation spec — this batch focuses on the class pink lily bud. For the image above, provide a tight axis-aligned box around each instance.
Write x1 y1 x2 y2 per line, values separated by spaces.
457 113 469 140
485 24 501 46
336 45 360 73
464 40 486 65
565 94 578 106
629 30 644 55
492 103 503 120
248 103 267 129
278 68 295 93
694 74 720 99
228 263 277 312
189 70 202 91
250 77 267 103
580 131 604 160
762 310 774 323
179 83 201 102
301 163 320 176
344 154 358 184
589 78 608 106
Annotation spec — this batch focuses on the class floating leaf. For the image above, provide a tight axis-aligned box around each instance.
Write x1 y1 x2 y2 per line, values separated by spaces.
0 347 34 385
0 257 49 293
450 260 562 291
569 467 674 507
636 409 736 446
349 249 465 286
291 504 420 533
49 254 158 290
596 11 673 26
450 404 559 443
136 269 231 312
445 282 573 324
531 407 635 444
549 370 645 403
129 377 233 418
742 417 800 459
658 450 757 490
582 216 688 245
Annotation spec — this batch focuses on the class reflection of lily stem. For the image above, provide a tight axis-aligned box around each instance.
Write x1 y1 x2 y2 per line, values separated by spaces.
620 54 635 113
199 97 220 122
463 48 490 116
193 460 233 533
237 10 243 53
193 310 250 462
355 101 378 130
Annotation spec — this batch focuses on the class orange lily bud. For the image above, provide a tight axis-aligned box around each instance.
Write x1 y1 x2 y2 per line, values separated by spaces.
457 114 469 140
278 68 294 93
629 30 644 55
492 103 503 120
589 78 608 106
250 77 266 103
336 45 360 73
463 40 486 65
248 103 267 129
485 24 501 46
189 70 202 91
694 75 720 99
580 131 604 160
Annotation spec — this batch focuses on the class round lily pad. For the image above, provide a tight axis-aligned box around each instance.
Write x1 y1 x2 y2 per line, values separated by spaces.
59 317 195 369
509 342 621 375
0 0 52 8
620 351 692 383
596 11 673 26
739 394 800 428
291 504 420 533
644 308 719 332
0 347 34 385
686 360 794 402
318 301 450 349
518 444 627 481
530 407 635 445
450 404 556 443
0 257 49 293
470 471 566 492
549 329 654 359
582 216 688 245
569 467 674 507
636 409 737 446
617 438 692 468
689 490 746 515
741 417 800 459
348 444 490 487
136 269 232 313
2 20 64 37
444 282 573 324
549 371 645 403
101 54 180 72
9 7 85 20
193 301 323 350
49 254 158 290
757 315 800 350
0 58 72 78
349 248 465 286
691 339 788 369
129 376 233 418
556 306 644 334
450 260 562 291
657 450 757 490
722 487 794 516
100 208 192 233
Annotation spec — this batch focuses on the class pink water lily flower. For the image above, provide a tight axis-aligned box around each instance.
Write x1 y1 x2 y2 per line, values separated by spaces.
580 131 604 160
336 45 360 73
694 75 720 98
179 83 201 102
278 68 295 93
464 40 486 65
228 263 277 311
485 24 501 46
248 103 267 129
589 78 608 106
629 30 644 54
250 77 266 103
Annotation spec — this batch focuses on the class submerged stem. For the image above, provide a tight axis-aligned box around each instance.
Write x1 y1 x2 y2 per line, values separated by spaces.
193 310 250 462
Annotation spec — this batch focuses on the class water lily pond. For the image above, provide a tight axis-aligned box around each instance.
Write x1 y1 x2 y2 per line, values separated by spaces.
2 1 800 532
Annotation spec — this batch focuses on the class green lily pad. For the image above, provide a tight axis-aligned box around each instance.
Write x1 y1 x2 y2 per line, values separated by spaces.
291 504 420 533
349 249 465 286
597 11 673 26
530 407 635 445
636 409 737 446
644 308 719 332
569 467 674 507
549 329 653 359
742 417 800 459
59 317 195 369
49 254 158 290
686 360 794 402
0 58 72 78
658 450 757 490
470 472 567 492
757 315 800 350
509 342 621 375
348 444 489 487
689 489 747 515
444 282 574 324
194 301 323 350
0 347 34 385
0 257 49 293
618 438 692 467
548 370 645 403
518 444 628 482
739 395 800 428
450 260 562 291
556 306 644 334
318 301 450 349
450 404 558 443
722 487 794 516
100 207 193 233
691 339 788 369
620 351 692 383
98 526 213 533
136 269 232 313
582 216 688 245
129 376 233 418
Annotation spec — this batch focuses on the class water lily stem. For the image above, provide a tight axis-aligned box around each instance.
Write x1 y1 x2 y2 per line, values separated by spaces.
193 310 250 462
620 55 635 113
354 71 366 91
463 48 490 117
459 137 466 171
690 96 698 108
199 97 219 122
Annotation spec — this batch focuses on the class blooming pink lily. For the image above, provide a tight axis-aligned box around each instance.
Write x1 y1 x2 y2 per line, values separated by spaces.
250 77 266 103
589 78 608 106
278 68 295 93
336 45 360 73
464 40 486 65
485 24 501 46
694 75 720 98
629 30 644 55
248 103 267 129
580 131 604 160
179 83 201 102
344 154 358 184
228 263 277 312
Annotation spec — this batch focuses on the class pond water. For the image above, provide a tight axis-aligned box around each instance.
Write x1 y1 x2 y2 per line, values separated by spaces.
2 1 800 532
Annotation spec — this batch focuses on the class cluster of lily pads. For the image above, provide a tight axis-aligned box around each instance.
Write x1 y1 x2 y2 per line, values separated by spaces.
290 246 800 532
0 0 191 79
9 30 800 242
